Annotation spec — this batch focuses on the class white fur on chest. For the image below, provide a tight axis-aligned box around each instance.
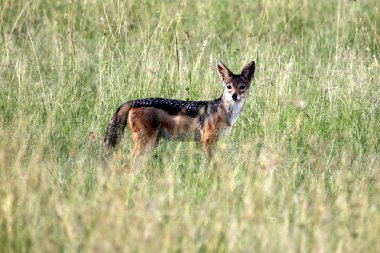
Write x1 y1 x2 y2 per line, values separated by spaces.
218 102 244 137
227 100 244 126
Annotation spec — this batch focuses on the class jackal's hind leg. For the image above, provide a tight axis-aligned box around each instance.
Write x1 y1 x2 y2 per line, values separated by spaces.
126 131 158 169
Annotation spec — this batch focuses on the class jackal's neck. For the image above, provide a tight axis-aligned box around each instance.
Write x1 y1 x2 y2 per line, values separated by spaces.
218 95 246 126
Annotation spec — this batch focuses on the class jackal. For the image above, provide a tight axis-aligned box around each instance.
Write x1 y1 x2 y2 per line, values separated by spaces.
104 60 256 162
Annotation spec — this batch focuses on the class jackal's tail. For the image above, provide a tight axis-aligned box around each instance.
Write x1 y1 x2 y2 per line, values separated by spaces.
104 102 131 149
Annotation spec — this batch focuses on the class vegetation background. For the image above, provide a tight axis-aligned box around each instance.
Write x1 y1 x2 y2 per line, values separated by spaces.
1 0 379 252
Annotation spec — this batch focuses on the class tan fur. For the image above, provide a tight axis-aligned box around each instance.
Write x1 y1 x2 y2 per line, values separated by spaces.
127 106 234 162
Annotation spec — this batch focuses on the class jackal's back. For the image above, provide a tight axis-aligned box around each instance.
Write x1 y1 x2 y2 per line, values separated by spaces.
128 97 222 117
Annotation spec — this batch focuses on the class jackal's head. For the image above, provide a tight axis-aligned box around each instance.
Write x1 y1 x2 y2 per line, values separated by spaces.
217 60 256 103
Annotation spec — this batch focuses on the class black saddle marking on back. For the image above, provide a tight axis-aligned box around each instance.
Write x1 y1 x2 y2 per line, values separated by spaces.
129 97 222 117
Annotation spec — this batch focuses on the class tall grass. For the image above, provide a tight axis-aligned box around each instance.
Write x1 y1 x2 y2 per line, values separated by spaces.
1 0 379 252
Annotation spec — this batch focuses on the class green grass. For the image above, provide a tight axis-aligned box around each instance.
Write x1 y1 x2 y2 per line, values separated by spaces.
1 0 380 252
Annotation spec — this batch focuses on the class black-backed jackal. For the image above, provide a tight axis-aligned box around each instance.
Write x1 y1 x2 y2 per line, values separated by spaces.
104 60 256 162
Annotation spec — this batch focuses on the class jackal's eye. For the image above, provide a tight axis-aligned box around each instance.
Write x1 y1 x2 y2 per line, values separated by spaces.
240 85 246 90
226 84 232 89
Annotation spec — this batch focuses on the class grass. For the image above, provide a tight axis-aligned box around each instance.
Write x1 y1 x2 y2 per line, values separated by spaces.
0 0 380 252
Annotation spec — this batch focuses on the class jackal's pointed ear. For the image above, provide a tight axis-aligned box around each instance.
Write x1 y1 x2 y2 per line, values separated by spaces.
217 60 232 83
241 61 256 83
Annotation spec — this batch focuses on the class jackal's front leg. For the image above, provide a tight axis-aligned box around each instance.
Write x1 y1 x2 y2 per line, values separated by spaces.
202 132 217 163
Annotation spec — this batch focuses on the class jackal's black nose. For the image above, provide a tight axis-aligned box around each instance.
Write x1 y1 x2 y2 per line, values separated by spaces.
232 94 238 101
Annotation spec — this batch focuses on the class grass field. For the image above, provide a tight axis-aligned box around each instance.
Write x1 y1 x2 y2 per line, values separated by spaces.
1 0 380 252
